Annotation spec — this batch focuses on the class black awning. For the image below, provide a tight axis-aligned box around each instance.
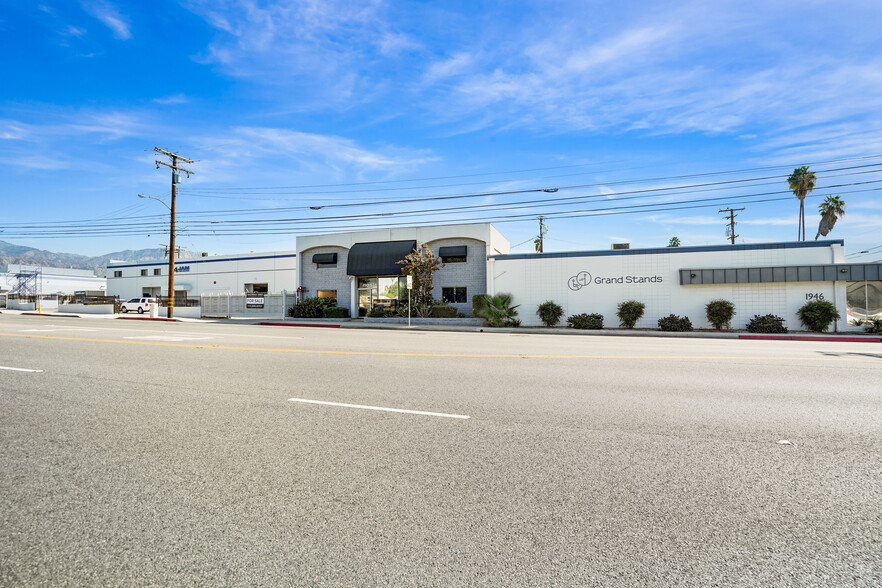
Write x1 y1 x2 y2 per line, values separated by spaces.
312 252 338 264
347 240 416 276
439 246 467 258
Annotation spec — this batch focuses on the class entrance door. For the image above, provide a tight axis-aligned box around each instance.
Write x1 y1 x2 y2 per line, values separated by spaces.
357 277 378 317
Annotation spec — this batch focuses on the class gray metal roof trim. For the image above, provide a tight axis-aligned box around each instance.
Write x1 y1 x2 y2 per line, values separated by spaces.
489 240 845 261
106 253 298 270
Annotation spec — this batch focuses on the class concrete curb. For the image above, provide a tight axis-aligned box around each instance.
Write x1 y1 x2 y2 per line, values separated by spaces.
117 316 178 322
259 322 341 328
4 309 878 341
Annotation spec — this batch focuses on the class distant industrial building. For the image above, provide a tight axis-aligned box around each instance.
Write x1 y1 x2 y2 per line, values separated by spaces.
2 264 106 296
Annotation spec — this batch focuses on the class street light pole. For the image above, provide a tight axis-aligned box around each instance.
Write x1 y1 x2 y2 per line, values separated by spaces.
153 148 195 319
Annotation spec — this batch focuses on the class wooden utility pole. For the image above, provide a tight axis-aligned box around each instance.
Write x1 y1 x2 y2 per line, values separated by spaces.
719 207 744 245
536 216 547 253
154 147 195 319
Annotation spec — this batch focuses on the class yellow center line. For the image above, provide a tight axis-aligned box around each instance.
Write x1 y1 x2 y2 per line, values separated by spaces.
1 332 879 362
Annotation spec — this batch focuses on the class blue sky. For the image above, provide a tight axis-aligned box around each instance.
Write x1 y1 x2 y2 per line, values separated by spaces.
1 0 881 262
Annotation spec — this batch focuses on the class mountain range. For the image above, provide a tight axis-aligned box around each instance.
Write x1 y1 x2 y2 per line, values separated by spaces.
0 241 196 277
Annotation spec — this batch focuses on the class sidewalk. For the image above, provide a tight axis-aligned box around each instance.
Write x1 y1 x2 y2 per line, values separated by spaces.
3 308 880 342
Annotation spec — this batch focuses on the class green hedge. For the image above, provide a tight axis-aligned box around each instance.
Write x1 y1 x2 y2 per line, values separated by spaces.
322 306 350 318
536 300 564 327
430 305 458 318
567 313 604 329
705 299 735 330
617 300 645 328
746 314 788 333
797 300 840 332
288 297 336 318
658 314 693 331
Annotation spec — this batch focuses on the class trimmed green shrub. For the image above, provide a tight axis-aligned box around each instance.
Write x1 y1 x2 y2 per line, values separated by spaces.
706 299 735 330
430 305 458 318
746 314 788 333
536 300 564 327
658 314 693 331
288 297 336 318
322 306 350 318
797 300 840 332
567 313 604 329
617 300 645 328
367 307 393 318
864 318 882 334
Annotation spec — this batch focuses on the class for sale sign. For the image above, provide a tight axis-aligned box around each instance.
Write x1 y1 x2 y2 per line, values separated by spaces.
246 297 265 308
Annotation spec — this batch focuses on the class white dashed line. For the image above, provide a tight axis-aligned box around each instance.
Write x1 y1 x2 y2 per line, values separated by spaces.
288 397 470 419
0 366 43 373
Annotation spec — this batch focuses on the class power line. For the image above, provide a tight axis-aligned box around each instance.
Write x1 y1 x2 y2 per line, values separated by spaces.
178 153 882 195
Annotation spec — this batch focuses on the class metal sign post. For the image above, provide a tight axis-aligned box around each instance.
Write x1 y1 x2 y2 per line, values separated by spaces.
406 275 413 327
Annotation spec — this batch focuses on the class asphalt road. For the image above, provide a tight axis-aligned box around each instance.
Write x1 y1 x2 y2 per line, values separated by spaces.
1 314 880 586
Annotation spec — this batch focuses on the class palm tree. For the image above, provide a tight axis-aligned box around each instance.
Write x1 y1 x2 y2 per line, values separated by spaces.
787 166 817 241
815 195 846 240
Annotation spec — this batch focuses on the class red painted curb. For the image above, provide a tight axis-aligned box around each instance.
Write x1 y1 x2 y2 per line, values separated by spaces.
117 316 178 322
259 322 341 328
739 335 882 342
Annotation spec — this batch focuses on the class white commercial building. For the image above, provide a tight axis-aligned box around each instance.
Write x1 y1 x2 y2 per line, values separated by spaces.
106 251 297 300
101 224 881 329
491 239 879 330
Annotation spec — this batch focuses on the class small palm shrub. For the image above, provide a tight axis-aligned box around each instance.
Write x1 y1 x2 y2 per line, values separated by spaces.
746 314 788 333
567 313 604 329
658 314 693 331
473 293 520 327
864 318 882 334
706 299 735 330
797 300 840 332
617 300 645 328
536 301 564 327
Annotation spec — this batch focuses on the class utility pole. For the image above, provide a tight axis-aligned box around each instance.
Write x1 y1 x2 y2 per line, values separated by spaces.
536 216 547 253
154 147 195 319
719 207 744 245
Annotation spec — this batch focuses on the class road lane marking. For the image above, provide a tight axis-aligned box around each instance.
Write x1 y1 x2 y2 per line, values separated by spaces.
0 333 879 362
21 328 99 333
123 335 212 342
0 366 43 373
288 397 470 419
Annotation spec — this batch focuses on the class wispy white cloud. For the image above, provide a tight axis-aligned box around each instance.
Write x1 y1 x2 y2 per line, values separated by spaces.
81 0 130 40
184 0 400 105
154 94 189 105
63 25 87 37
187 126 437 187
415 0 882 158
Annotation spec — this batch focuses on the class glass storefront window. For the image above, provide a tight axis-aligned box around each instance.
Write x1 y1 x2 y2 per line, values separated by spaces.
356 275 409 316
846 281 882 324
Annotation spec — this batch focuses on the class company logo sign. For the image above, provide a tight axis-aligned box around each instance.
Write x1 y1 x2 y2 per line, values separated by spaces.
568 270 663 291
175 265 190 273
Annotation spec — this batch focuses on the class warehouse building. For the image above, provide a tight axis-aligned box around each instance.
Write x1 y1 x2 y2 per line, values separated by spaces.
106 251 297 300
103 224 880 330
